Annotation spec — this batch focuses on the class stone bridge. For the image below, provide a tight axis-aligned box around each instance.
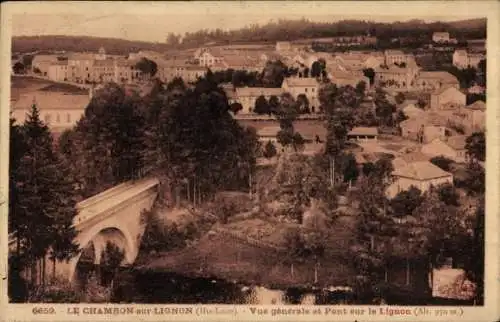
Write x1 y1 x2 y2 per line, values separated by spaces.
9 177 160 282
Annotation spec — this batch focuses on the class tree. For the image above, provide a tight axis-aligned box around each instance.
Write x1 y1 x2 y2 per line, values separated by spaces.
229 102 243 115
268 95 280 115
337 153 359 184
22 54 34 68
395 92 406 105
142 73 260 202
10 105 79 286
356 81 367 95
261 60 288 87
390 186 423 218
64 84 147 198
362 68 375 85
430 156 454 172
311 61 322 78
375 90 396 127
254 95 270 114
416 98 427 109
135 57 158 78
465 131 485 162
13 61 25 74
435 183 460 207
262 140 277 159
296 94 310 114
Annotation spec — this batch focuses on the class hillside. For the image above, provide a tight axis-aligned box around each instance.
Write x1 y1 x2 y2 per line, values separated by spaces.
12 35 172 55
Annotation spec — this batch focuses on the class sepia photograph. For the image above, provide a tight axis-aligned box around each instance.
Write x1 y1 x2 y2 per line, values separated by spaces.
1 1 497 317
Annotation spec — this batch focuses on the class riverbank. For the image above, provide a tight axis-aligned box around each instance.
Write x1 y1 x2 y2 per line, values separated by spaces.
135 219 356 290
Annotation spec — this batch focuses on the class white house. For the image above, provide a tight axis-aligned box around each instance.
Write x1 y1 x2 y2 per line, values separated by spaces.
281 77 320 111
432 32 450 43
229 87 285 114
11 91 91 134
421 136 468 163
430 86 466 110
453 50 485 69
387 161 454 198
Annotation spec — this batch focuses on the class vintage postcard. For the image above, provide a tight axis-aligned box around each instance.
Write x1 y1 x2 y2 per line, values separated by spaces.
1 1 499 321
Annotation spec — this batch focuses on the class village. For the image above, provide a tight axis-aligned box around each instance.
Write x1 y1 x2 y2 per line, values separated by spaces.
9 20 486 305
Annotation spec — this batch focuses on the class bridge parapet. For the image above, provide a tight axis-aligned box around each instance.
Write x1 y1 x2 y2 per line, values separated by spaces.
74 177 160 226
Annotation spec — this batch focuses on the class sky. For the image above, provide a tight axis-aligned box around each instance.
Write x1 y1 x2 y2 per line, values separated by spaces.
7 1 488 43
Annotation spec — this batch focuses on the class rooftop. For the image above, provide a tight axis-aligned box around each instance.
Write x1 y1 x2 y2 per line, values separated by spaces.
282 77 319 87
348 127 378 136
13 91 90 111
393 161 453 181
418 71 459 84
445 135 467 150
235 87 284 97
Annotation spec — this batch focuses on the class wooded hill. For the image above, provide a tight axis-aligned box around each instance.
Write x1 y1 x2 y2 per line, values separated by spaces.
12 18 486 54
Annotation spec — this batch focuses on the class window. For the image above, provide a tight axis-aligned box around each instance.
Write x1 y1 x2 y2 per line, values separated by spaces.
56 114 60 123
44 114 51 123
305 88 308 93
67 113 71 123
312 88 315 92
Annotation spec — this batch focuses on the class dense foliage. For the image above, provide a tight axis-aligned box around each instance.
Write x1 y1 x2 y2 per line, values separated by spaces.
9 106 79 298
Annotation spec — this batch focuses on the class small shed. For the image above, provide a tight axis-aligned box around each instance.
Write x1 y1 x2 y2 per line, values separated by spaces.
347 127 379 142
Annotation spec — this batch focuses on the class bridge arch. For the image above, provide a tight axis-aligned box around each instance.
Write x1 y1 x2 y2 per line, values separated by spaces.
69 224 138 282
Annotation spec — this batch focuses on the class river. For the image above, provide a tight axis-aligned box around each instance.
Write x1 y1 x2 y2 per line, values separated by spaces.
110 270 357 304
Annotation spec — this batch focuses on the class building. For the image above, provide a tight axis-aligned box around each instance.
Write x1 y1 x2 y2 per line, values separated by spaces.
229 87 285 114
384 50 415 66
347 127 378 142
421 136 468 163
276 41 292 52
374 65 420 90
32 55 59 76
328 70 370 90
448 100 486 134
387 161 454 198
157 59 207 83
453 50 485 69
281 77 320 110
414 71 460 92
11 91 91 134
47 61 70 82
430 86 466 110
399 117 447 143
432 32 450 43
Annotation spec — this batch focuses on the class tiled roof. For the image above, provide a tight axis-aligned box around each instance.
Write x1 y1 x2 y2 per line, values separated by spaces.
235 87 284 97
418 71 459 84
32 55 59 64
399 151 431 163
13 92 90 111
393 161 452 180
445 135 467 150
348 127 378 136
283 77 319 87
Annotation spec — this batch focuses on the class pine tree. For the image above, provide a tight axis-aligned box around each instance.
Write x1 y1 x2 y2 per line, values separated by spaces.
12 105 79 285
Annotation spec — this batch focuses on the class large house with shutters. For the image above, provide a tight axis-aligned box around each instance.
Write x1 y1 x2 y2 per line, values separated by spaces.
227 87 285 114
386 161 454 198
281 77 320 112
